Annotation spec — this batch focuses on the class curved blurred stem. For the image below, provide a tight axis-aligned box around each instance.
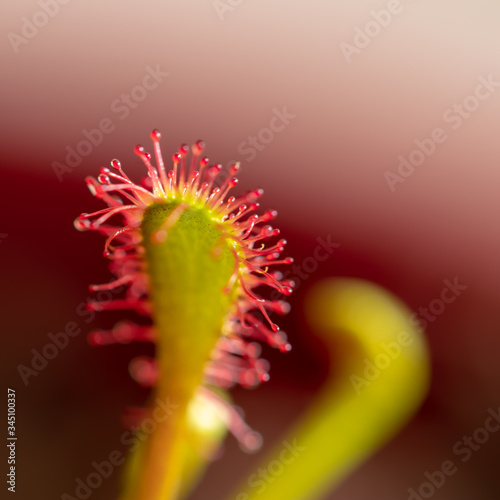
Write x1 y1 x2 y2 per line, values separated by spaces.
227 278 430 500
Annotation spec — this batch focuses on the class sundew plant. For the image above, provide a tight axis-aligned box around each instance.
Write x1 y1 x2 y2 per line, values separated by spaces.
75 130 430 500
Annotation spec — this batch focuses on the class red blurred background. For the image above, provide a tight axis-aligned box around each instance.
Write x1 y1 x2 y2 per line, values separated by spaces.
2 1 500 499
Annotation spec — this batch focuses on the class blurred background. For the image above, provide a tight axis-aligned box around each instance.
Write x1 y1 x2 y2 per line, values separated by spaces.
1 1 500 499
